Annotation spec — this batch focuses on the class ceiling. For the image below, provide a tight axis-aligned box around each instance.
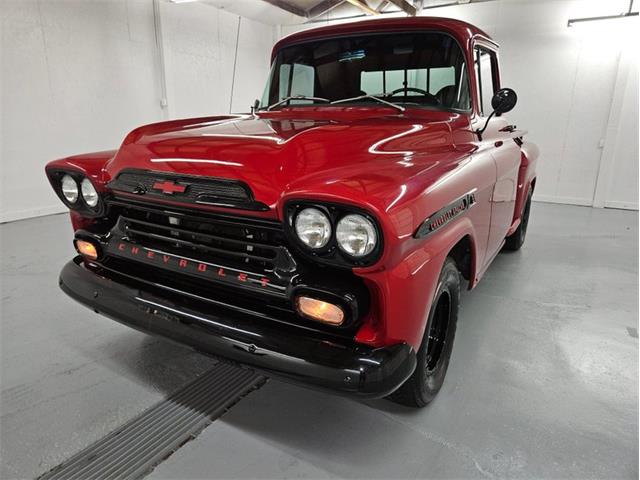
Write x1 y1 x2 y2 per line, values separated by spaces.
262 0 425 20
199 0 480 25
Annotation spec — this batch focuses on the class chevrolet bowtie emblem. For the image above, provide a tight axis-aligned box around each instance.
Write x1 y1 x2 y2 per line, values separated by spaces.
152 180 187 195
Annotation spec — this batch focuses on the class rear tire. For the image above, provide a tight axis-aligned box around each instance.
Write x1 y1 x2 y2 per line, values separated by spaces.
504 188 532 251
389 257 460 408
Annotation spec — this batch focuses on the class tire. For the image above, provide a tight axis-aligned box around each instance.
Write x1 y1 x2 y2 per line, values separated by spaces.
389 257 460 408
504 188 532 251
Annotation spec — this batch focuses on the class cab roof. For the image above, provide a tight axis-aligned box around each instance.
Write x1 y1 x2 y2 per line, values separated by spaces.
272 16 496 60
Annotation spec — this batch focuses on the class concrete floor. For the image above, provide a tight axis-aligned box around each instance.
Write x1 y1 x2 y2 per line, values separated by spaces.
1 202 638 479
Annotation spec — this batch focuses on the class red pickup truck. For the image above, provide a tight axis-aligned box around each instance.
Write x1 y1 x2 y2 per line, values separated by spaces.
46 17 537 407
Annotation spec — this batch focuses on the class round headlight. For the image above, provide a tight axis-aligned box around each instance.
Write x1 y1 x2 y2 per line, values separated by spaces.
294 208 332 249
336 214 377 257
61 175 79 203
81 178 99 208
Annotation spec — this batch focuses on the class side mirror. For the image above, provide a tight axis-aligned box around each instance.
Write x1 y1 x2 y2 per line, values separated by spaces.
491 88 517 116
251 99 260 114
477 88 517 139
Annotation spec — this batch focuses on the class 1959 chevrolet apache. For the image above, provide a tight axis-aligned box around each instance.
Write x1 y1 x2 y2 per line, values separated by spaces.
46 17 538 407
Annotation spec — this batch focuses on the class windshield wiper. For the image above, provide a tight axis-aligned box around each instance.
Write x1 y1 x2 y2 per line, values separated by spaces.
266 95 331 111
330 94 405 112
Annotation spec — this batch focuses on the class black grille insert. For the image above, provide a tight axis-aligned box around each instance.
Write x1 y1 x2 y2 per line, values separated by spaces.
108 169 269 211
109 200 295 275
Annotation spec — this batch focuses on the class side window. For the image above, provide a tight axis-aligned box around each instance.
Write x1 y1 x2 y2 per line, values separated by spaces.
474 47 497 115
278 63 315 103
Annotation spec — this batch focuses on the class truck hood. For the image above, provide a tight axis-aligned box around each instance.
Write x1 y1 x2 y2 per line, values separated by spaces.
105 108 474 217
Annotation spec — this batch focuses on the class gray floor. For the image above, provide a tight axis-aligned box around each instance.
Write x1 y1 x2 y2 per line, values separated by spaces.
1 202 638 479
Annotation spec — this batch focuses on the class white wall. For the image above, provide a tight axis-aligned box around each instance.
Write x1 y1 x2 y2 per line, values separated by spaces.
159 1 275 118
0 0 275 223
1 0 162 222
593 45 639 210
605 51 638 210
282 0 639 210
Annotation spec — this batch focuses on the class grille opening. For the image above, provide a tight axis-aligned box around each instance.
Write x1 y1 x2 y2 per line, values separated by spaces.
110 202 293 275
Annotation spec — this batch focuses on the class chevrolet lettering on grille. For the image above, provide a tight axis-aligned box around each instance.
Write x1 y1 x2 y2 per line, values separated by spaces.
109 240 287 296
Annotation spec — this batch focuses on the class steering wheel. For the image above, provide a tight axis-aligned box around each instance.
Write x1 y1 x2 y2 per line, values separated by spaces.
389 87 441 104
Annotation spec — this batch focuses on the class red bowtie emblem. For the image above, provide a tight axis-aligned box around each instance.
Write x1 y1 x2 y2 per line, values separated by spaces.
152 180 187 195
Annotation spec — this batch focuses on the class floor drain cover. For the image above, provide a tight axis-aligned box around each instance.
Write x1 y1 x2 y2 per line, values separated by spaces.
38 362 265 480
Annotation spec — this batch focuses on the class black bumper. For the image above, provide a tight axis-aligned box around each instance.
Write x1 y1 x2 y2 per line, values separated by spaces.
59 258 416 398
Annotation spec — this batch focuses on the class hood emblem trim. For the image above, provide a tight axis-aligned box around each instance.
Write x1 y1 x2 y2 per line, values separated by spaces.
107 169 271 212
152 180 188 195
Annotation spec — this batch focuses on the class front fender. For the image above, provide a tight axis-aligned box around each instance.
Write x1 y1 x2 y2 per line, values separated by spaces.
45 150 116 230
355 215 477 350
45 150 117 187
510 141 538 232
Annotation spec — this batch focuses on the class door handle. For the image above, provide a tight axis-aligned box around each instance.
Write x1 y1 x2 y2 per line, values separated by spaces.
494 140 503 147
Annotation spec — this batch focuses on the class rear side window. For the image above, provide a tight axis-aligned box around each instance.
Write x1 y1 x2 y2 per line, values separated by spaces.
360 66 455 96
429 67 455 94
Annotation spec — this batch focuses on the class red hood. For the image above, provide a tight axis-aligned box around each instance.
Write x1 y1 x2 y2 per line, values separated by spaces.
105 107 475 219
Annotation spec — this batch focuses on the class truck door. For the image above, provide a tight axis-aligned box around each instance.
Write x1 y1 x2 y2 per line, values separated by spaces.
473 46 520 261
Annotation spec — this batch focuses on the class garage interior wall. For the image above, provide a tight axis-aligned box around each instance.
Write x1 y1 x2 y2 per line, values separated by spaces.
0 1 276 223
1 0 637 224
281 0 639 210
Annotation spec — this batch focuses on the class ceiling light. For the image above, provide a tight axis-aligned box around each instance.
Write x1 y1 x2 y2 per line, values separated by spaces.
567 0 638 27
567 12 638 27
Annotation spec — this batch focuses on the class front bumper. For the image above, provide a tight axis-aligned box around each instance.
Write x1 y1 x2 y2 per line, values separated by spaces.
59 257 416 398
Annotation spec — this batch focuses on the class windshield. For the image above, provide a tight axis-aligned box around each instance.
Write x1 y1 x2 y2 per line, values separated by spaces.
260 32 471 112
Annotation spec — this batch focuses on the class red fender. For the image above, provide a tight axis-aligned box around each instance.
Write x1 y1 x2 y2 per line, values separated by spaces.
509 141 538 235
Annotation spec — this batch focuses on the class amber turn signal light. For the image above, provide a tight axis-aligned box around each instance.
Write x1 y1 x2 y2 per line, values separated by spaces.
295 296 345 325
76 239 99 260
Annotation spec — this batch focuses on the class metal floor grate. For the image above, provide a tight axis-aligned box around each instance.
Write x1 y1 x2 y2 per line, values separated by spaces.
38 362 265 480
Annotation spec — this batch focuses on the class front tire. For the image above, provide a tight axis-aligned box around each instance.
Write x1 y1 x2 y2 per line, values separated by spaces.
389 257 460 408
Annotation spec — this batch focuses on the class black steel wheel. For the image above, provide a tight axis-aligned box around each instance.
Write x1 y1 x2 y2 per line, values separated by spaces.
389 257 460 408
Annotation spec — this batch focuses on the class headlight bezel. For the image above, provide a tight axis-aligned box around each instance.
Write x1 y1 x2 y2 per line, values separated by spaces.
47 169 105 217
285 200 383 268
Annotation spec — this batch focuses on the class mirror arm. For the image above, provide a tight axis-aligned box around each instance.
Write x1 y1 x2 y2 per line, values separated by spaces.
476 110 497 141
251 99 260 115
